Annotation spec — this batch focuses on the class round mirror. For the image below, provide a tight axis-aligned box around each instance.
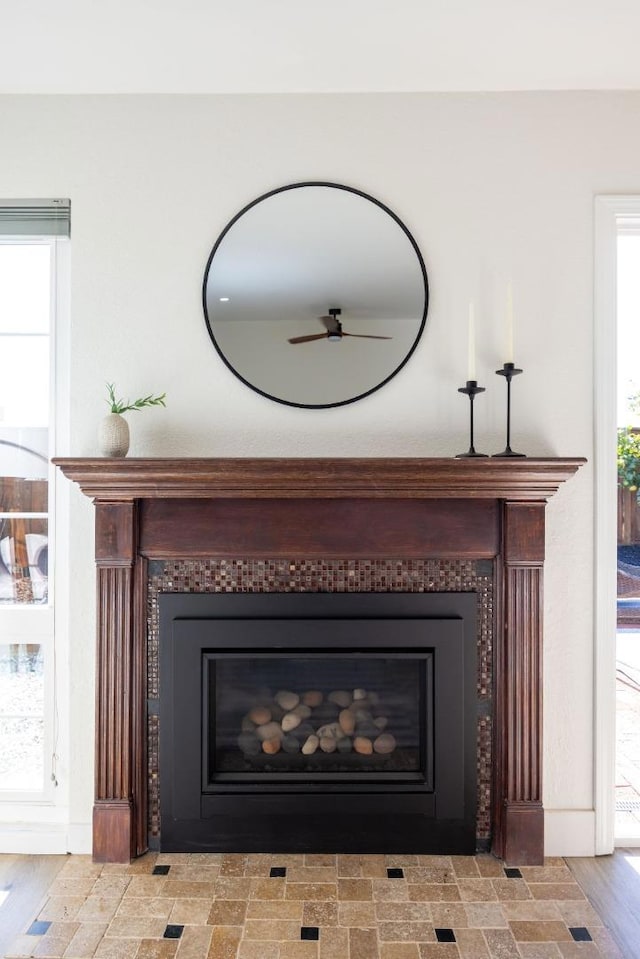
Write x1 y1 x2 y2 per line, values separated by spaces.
202 182 428 409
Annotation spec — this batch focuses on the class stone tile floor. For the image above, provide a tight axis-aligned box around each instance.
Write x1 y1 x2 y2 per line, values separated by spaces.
4 853 624 959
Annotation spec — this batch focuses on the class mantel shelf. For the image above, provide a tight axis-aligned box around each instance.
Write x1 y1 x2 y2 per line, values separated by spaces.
54 456 585 502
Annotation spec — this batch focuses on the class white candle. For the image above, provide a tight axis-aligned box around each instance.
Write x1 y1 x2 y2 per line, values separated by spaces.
467 301 476 381
506 283 514 363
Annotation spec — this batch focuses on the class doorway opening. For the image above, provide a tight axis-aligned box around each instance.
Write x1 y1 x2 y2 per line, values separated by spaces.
616 228 640 843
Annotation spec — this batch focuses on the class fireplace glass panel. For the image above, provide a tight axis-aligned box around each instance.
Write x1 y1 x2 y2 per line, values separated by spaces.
206 653 430 782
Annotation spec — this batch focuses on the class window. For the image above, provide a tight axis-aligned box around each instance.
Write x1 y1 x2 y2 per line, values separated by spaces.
594 196 640 854
0 200 69 800
615 226 640 844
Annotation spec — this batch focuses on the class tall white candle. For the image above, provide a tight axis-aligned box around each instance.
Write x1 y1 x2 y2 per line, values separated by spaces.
467 301 476 381
506 283 514 363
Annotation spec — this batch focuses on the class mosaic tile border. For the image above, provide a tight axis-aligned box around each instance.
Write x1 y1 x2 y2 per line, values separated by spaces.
146 559 494 845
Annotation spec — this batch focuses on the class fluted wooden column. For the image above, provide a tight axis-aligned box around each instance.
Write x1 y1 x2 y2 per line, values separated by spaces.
495 501 545 864
93 501 142 862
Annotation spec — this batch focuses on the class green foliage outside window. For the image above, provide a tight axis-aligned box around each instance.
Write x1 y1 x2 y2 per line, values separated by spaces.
618 426 640 490
618 389 640 490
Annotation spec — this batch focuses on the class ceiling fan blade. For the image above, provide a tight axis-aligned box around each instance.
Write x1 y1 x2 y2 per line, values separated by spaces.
342 332 393 340
287 332 328 344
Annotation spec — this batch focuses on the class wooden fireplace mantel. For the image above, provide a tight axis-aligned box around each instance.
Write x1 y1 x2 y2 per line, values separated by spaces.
54 456 583 501
55 456 585 865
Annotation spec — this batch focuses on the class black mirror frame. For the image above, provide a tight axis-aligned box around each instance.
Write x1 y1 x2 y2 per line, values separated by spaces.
202 181 429 410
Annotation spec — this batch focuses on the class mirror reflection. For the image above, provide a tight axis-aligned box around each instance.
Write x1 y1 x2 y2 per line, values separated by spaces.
203 182 428 408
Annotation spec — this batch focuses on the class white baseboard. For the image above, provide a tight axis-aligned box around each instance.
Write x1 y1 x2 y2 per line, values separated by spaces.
66 822 92 854
614 835 640 848
0 823 69 855
545 809 596 857
0 821 91 855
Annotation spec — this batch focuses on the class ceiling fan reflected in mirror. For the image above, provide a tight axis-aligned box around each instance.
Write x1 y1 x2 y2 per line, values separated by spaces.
287 308 393 345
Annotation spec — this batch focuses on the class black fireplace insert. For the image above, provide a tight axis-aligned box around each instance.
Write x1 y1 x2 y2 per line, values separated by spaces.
159 592 477 854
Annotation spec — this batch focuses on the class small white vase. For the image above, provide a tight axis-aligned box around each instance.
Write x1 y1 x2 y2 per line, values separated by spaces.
99 413 130 457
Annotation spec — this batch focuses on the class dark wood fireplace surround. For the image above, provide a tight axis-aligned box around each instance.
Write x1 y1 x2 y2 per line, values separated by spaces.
55 457 584 866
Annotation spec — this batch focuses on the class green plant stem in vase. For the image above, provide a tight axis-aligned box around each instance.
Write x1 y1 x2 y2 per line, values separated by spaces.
106 383 167 414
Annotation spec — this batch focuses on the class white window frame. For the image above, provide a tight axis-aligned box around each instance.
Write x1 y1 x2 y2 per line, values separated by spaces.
0 234 69 814
594 196 640 853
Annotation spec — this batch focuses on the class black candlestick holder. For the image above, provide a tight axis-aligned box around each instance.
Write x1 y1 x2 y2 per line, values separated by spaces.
493 362 526 457
456 380 488 458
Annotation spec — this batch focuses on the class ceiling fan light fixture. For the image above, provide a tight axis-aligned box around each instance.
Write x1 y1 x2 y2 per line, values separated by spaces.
327 308 342 341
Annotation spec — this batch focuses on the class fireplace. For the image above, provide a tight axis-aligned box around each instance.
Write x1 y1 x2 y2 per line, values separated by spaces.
159 592 477 853
54 456 585 864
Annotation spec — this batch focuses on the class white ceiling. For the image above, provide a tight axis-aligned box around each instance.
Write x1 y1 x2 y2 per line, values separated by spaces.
3 0 640 94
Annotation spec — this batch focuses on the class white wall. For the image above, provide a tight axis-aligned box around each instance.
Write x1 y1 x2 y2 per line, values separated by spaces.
1 91 633 855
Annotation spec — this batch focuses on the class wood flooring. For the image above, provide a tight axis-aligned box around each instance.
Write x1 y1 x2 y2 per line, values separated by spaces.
0 854 65 958
568 847 640 958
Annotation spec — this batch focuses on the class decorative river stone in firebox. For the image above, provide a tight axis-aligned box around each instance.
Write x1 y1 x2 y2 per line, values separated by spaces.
238 687 397 762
